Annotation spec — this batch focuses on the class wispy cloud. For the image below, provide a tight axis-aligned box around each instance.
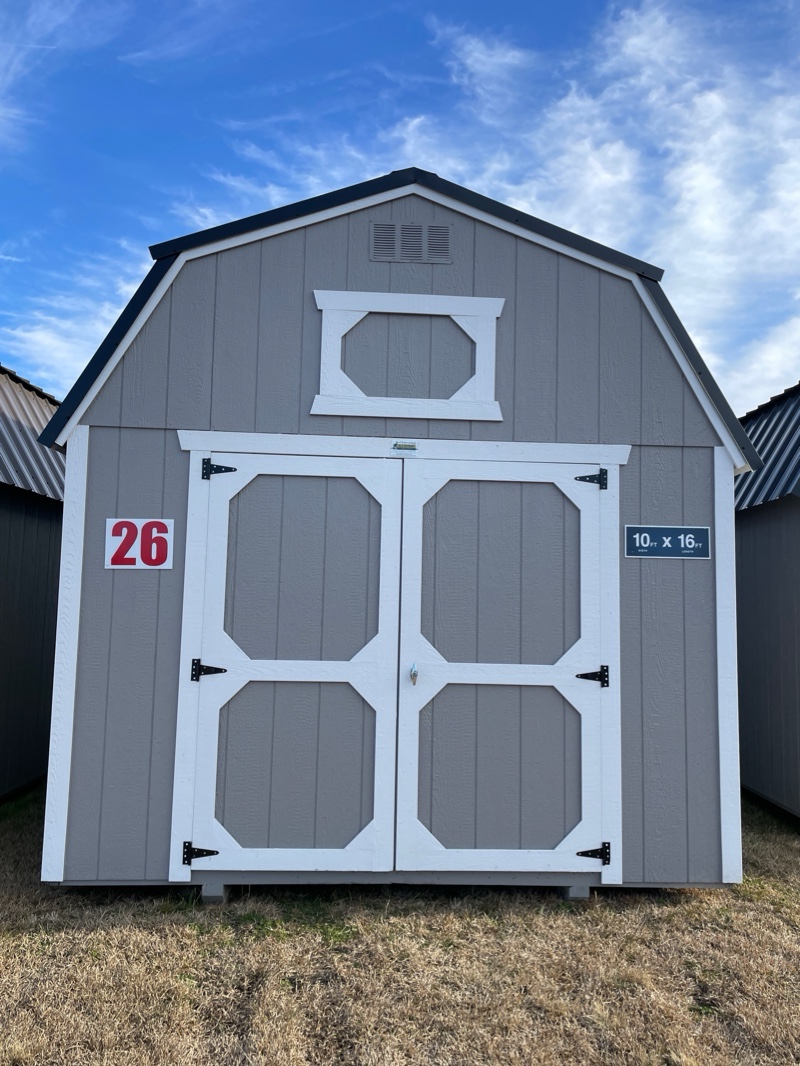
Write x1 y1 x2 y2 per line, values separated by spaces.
0 241 149 397
193 1 798 414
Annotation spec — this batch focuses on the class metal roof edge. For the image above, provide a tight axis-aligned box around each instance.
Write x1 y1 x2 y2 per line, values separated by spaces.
639 276 762 471
39 254 179 449
0 364 61 406
149 167 665 281
740 378 800 423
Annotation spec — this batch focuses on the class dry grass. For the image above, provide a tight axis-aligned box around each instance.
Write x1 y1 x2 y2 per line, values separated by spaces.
1 789 799 1065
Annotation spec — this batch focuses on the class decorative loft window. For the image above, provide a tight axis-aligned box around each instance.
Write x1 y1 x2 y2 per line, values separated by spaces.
311 290 505 421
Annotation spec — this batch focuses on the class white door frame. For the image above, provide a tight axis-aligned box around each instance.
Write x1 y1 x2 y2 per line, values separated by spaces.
170 434 626 883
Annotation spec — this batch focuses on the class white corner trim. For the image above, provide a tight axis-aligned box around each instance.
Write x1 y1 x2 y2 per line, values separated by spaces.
632 278 748 472
600 462 623 884
715 447 742 883
41 424 89 882
176 430 632 466
313 289 505 422
53 257 184 447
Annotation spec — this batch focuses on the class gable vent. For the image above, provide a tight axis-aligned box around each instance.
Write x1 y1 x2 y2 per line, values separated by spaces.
370 222 452 264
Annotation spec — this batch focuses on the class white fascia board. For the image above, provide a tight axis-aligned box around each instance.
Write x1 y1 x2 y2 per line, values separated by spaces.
715 447 743 883
177 430 632 466
632 278 748 472
41 424 89 881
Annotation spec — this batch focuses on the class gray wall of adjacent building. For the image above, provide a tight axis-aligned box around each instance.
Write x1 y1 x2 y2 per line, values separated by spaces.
736 496 800 817
61 193 724 884
0 483 62 797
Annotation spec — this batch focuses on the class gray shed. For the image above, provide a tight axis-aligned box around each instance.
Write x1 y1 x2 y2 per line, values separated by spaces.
39 168 758 899
0 364 64 798
735 382 800 817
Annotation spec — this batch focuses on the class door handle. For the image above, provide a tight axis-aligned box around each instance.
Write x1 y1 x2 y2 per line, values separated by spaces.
410 663 418 686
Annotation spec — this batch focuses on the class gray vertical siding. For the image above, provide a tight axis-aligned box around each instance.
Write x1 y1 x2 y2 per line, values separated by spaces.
736 497 800 817
63 192 727 884
216 681 375 849
0 484 61 797
65 428 188 880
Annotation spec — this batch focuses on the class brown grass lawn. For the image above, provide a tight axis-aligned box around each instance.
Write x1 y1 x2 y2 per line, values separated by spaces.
0 789 799 1065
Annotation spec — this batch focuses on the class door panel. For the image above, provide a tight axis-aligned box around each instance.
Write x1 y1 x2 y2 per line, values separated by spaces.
396 459 615 874
188 453 401 873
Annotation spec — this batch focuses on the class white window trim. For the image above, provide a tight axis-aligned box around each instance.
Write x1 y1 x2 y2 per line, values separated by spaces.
41 424 89 881
311 290 504 421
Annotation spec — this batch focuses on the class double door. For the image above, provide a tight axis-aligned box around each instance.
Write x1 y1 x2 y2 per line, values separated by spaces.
170 447 621 882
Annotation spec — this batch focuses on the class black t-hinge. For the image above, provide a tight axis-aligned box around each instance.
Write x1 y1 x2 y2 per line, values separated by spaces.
577 842 611 865
191 658 227 682
183 841 220 866
202 458 237 480
576 665 609 687
575 468 607 489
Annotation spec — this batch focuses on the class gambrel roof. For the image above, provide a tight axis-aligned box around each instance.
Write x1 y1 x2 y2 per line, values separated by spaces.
736 380 800 509
39 167 760 470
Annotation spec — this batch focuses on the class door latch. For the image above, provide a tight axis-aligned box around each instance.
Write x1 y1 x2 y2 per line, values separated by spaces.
410 663 418 686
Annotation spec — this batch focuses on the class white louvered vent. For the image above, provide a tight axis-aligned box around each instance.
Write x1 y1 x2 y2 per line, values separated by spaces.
370 223 452 263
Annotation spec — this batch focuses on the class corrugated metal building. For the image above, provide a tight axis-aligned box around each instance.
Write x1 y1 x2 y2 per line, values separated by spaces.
0 364 64 797
736 382 800 816
40 169 758 899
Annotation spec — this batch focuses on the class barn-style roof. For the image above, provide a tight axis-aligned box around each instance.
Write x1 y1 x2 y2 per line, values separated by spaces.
38 167 761 470
0 364 64 501
736 380 800 510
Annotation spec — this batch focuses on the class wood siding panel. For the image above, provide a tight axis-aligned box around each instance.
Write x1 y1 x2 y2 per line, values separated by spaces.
257 230 306 434
600 274 642 444
211 242 261 432
66 427 188 881
471 221 516 441
513 243 558 443
0 486 61 797
557 258 600 444
121 290 171 428
166 256 217 430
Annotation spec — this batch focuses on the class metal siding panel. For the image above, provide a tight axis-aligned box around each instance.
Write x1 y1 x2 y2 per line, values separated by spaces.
98 429 167 880
211 242 261 433
641 312 684 446
299 217 347 437
256 230 306 434
640 446 688 882
166 255 217 430
513 242 558 443
683 447 722 882
66 428 121 879
620 449 645 881
120 291 171 428
556 258 600 444
599 274 642 444
471 221 515 442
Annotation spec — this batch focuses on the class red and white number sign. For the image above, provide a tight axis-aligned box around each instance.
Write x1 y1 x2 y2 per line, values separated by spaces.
105 519 174 569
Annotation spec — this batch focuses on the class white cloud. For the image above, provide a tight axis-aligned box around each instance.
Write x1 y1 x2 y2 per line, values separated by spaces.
0 242 149 397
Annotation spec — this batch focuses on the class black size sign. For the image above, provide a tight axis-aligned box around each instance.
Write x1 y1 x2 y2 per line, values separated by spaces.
624 525 711 559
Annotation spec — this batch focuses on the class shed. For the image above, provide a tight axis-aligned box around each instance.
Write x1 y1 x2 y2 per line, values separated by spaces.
39 168 758 899
735 382 800 816
0 364 64 798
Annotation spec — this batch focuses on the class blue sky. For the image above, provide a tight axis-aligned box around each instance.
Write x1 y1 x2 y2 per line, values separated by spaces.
1 0 799 416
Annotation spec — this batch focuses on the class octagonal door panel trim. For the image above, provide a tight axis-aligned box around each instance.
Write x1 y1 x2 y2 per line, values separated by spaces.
395 459 622 883
170 452 402 877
